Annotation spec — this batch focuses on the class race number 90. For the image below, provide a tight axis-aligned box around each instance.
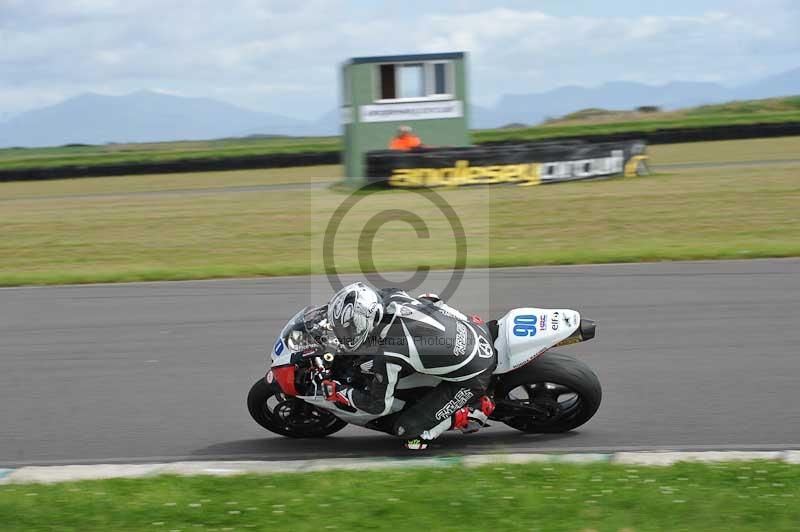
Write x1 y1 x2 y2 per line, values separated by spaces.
512 314 538 337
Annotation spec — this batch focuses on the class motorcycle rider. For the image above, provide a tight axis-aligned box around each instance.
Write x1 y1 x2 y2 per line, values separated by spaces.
320 282 496 450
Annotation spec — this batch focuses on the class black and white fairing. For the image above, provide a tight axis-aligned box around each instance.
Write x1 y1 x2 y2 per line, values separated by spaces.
269 294 585 426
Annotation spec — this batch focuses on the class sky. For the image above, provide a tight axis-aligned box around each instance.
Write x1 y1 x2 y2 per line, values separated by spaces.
1 0 799 120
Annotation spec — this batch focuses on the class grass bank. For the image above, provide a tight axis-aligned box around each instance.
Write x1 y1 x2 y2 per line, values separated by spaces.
477 95 800 143
1 137 798 286
2 461 799 531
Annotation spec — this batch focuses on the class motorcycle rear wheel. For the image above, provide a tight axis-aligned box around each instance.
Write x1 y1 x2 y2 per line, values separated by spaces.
494 352 602 434
247 378 348 438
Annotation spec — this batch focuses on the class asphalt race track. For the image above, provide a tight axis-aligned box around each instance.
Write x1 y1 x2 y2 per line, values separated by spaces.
2 259 799 466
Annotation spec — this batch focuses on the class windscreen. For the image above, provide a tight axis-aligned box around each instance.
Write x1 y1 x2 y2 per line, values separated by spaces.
280 307 318 353
279 305 331 353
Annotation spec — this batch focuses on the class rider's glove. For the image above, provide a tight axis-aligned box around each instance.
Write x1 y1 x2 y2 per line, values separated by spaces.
322 379 354 407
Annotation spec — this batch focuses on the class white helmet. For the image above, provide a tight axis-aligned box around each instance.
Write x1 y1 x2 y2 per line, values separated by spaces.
327 282 384 351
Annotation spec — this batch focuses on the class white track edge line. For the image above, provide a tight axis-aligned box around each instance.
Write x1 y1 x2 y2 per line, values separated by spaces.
1 257 797 291
2 450 799 484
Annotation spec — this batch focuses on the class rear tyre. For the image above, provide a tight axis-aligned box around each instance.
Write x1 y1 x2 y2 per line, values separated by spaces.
247 378 347 438
494 352 602 433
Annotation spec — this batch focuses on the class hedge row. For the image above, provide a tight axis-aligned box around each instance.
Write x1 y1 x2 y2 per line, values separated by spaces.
0 151 339 182
480 121 800 147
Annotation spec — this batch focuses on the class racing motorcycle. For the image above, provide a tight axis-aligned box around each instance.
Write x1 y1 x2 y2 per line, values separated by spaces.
248 304 601 439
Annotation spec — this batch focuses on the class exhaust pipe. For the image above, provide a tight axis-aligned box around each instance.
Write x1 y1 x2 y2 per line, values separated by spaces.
555 318 597 346
580 318 596 340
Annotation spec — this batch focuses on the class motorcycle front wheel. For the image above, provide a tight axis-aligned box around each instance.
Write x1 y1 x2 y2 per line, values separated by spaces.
493 352 602 433
247 378 348 438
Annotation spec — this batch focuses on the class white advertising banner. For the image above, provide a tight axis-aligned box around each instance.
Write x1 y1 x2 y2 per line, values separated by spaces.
359 100 463 123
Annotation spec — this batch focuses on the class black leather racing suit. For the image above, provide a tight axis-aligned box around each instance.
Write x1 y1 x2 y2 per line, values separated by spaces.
342 289 496 440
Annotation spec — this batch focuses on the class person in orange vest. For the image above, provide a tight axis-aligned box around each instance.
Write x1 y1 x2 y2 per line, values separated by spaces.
389 125 422 151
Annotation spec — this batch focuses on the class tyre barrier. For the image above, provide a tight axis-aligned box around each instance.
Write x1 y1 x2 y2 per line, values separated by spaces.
365 139 649 188
1 121 798 182
0 151 340 182
480 121 800 148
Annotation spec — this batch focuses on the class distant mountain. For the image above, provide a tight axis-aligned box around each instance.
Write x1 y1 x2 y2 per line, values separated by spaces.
478 81 735 129
1 66 798 147
473 67 800 129
0 91 312 147
307 108 341 136
736 67 800 100
470 104 496 130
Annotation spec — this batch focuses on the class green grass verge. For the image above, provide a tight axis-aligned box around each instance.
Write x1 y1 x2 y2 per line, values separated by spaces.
1 461 799 531
1 96 798 171
551 95 800 124
0 137 798 287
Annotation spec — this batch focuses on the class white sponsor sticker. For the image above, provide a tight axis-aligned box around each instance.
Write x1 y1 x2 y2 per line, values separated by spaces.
359 100 463 123
454 322 467 356
477 336 494 358
435 388 474 420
